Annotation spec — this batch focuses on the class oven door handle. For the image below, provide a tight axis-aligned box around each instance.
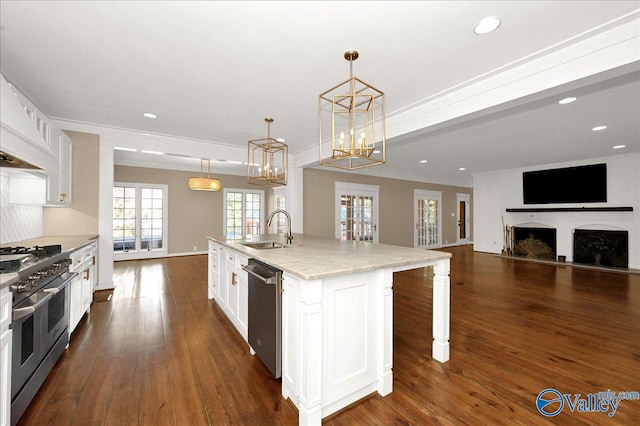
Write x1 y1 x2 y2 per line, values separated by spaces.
12 289 54 321
13 306 36 321
43 271 77 295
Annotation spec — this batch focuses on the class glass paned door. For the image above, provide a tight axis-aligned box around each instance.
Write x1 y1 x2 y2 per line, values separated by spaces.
224 189 264 239
113 186 136 252
335 183 379 243
340 194 375 241
141 188 164 250
113 183 168 255
414 190 442 248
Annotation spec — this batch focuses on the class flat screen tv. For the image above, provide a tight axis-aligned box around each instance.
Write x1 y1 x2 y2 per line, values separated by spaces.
523 163 607 204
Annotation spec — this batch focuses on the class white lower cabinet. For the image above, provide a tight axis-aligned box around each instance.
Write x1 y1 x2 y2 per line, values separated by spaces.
1 287 12 426
207 240 219 300
207 240 248 342
69 241 97 336
69 273 84 333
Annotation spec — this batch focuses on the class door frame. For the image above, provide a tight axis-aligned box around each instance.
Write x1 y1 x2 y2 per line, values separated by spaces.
456 193 471 245
414 189 442 249
335 182 380 244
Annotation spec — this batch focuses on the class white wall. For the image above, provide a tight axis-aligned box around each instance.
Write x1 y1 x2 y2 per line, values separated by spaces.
473 153 640 269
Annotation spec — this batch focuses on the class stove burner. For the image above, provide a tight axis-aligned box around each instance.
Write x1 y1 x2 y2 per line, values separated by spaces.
0 244 62 259
0 258 22 273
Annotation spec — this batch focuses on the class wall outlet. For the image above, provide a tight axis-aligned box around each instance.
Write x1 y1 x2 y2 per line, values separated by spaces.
193 245 197 251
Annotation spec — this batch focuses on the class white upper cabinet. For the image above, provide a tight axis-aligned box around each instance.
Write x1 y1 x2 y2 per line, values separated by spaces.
0 73 55 168
47 129 73 206
1 73 73 206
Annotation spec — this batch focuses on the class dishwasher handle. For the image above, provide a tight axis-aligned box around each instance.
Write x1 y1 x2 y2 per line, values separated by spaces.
242 263 278 285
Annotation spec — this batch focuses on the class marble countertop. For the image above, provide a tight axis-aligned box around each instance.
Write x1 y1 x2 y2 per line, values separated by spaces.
0 235 98 290
1 235 98 254
208 234 451 280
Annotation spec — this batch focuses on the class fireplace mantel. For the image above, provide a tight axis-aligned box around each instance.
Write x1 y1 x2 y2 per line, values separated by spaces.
506 207 633 213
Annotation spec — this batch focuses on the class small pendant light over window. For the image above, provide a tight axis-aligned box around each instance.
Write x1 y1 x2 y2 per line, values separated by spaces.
188 159 221 191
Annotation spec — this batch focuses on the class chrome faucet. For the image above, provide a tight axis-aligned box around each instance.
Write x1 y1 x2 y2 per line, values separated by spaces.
266 209 293 244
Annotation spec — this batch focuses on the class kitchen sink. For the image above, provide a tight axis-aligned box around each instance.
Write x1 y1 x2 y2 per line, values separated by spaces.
241 241 287 250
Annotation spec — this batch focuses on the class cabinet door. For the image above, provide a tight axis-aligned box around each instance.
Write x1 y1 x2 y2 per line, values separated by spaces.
44 128 72 206
82 267 93 312
59 131 72 205
69 275 83 334
0 329 11 426
218 248 227 305
225 266 239 320
236 271 248 341
208 242 219 300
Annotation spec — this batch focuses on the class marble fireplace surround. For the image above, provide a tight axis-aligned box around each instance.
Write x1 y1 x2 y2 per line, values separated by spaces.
511 221 630 269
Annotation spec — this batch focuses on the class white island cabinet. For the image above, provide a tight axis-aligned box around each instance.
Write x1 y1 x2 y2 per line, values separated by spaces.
208 234 451 425
207 239 249 341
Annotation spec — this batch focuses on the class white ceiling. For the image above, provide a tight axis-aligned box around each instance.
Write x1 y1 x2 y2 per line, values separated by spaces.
1 1 639 187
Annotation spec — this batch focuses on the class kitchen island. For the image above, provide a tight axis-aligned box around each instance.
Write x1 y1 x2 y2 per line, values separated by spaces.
207 234 451 425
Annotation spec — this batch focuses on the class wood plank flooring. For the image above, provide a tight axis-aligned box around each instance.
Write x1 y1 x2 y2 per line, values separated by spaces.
17 246 640 425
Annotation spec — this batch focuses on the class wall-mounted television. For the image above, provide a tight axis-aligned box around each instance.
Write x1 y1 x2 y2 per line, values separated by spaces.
523 163 607 204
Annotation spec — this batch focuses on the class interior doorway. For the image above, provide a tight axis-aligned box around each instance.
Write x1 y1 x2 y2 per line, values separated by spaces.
335 182 379 243
414 190 442 249
457 193 471 244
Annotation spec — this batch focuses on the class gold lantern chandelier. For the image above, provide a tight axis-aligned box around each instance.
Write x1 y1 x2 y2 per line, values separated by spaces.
319 50 386 170
188 159 221 191
248 118 288 186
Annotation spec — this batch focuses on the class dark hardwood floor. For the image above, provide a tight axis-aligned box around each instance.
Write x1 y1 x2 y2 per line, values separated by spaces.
17 246 640 425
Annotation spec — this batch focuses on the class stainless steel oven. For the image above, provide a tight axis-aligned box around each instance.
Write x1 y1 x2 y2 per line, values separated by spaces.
11 270 74 424
0 244 74 426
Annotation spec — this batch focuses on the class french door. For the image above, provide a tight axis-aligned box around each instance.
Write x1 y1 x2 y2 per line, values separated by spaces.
335 182 379 243
223 189 265 239
414 189 442 249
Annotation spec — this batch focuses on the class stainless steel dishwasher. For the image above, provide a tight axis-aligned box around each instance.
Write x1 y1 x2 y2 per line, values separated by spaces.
242 258 283 378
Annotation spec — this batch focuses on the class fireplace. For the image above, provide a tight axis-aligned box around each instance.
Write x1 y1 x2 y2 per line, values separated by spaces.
573 229 628 268
512 227 556 260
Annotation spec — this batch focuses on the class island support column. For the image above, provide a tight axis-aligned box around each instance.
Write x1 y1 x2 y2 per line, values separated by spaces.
432 259 451 362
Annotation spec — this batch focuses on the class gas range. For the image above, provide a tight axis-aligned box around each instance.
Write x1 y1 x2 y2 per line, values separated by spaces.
0 244 72 306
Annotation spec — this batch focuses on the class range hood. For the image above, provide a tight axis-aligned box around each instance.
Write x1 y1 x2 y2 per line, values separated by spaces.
0 150 43 170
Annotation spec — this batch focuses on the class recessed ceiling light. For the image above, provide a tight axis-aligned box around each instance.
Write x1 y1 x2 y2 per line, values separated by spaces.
458 167 466 171
143 112 158 119
592 125 607 131
227 160 243 164
558 97 577 105
474 16 501 35
373 150 381 154
275 138 286 143
141 150 163 155
114 147 137 152
420 160 428 164
613 145 626 149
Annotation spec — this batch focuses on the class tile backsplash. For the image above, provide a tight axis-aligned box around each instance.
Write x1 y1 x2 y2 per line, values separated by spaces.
0 174 43 244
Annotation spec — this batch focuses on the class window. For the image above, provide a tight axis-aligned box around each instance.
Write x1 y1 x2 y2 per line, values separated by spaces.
273 187 287 234
224 189 264 239
113 183 168 255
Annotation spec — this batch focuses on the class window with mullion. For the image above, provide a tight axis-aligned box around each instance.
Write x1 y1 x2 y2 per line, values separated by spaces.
224 189 264 239
113 183 167 253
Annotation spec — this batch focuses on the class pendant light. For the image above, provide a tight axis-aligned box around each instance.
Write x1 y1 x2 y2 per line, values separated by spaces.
188 159 221 191
319 51 386 170
248 118 288 186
